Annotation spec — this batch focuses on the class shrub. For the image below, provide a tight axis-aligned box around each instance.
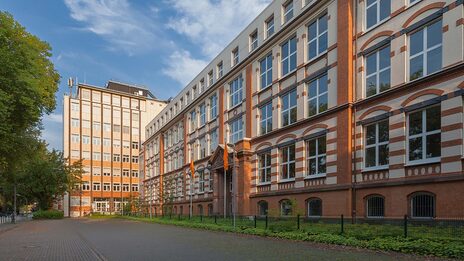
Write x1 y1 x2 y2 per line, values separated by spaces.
32 210 64 219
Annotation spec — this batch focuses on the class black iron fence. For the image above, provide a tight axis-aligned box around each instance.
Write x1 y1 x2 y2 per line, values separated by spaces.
124 212 464 241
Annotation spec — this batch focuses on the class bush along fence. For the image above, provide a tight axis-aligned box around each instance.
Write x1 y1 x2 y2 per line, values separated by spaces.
121 212 464 259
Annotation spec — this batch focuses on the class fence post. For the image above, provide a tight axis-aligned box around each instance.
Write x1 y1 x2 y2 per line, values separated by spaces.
214 214 217 224
404 215 408 238
297 214 300 230
340 214 344 234
254 216 257 228
265 215 268 229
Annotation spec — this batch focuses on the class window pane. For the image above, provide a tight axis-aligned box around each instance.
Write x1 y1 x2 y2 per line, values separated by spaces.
366 75 377 97
308 81 317 97
409 55 424 80
319 75 328 93
378 144 389 166
426 133 441 158
409 111 422 135
378 121 389 142
309 42 317 59
318 137 326 154
410 30 424 56
366 5 377 29
427 20 442 48
308 99 317 116
426 47 442 75
318 156 326 174
379 69 391 92
379 0 391 21
409 137 423 161
366 124 376 145
379 46 391 69
365 147 376 167
308 140 316 156
319 94 328 113
366 53 377 75
309 158 317 174
308 22 317 38
319 32 328 54
426 106 440 132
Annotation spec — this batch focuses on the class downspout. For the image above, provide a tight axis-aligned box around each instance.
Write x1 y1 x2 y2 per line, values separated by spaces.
352 0 359 223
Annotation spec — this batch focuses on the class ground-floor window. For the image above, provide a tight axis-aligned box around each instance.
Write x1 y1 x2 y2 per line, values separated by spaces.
208 204 213 216
307 198 322 217
198 204 203 216
258 201 268 216
280 199 292 216
366 195 384 218
411 193 435 218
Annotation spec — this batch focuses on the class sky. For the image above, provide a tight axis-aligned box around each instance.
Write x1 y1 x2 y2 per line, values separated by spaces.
0 0 271 151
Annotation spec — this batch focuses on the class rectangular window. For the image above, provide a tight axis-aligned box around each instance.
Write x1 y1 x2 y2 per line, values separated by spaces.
71 134 80 143
132 170 138 178
82 182 90 191
409 20 442 81
122 169 130 177
260 53 273 90
113 154 120 162
82 135 90 144
103 168 111 176
132 142 139 149
208 70 214 86
103 123 111 132
132 156 138 163
266 15 275 38
250 31 258 51
408 105 441 163
308 74 328 116
280 144 295 180
232 47 239 66
281 37 297 76
122 155 130 163
93 182 101 191
366 45 391 97
366 0 390 30
190 110 197 132
113 124 121 132
123 184 130 192
113 139 120 148
283 1 294 24
210 94 218 119
92 121 101 131
82 120 90 129
281 89 297 127
308 14 328 60
113 183 121 192
132 184 139 192
198 170 205 193
365 120 389 168
306 136 326 177
103 153 111 161
210 129 218 153
103 183 111 191
258 152 271 183
92 152 101 161
71 103 79 112
230 75 243 108
229 118 243 144
260 102 273 135
199 103 206 126
71 118 79 127
92 137 100 145
200 137 207 158
217 61 223 78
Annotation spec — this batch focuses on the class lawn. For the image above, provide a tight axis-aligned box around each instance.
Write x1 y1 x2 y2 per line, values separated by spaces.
91 214 464 259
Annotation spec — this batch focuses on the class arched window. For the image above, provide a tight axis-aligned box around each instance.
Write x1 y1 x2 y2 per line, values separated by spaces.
307 198 322 217
366 195 384 218
207 204 213 216
179 206 183 215
280 199 292 216
173 206 177 215
257 201 268 216
198 204 204 216
411 192 435 218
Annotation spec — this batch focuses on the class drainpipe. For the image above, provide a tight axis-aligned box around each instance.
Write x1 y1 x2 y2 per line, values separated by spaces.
352 0 359 223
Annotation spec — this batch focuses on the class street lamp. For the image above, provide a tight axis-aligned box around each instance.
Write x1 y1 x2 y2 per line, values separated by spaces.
226 143 237 229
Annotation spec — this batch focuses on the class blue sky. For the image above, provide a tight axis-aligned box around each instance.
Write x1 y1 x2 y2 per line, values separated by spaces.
0 0 271 150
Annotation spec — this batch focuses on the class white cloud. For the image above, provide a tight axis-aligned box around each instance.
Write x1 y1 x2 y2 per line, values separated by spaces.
162 50 209 86
64 0 162 55
43 113 63 124
168 0 272 59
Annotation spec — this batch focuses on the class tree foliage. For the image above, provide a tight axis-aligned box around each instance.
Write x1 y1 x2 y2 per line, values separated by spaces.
0 11 59 172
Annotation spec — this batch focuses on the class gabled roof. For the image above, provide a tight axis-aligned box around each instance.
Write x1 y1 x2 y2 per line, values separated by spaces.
208 144 233 170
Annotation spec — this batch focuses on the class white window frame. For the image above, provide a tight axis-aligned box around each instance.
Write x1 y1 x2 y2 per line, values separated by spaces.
365 45 391 97
229 118 243 144
365 0 391 30
306 136 327 178
406 105 441 165
307 74 328 117
260 53 273 90
408 20 442 81
250 31 258 52
258 152 272 184
199 103 206 126
260 102 273 135
363 120 389 170
198 170 205 193
283 1 294 24
280 144 295 181
229 76 243 108
281 37 297 76
308 14 328 61
232 48 239 66
266 15 275 38
190 110 197 132
281 89 297 127
210 94 218 119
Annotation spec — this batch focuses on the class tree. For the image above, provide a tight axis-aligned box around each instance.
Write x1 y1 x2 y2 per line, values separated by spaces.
17 142 69 210
0 11 59 174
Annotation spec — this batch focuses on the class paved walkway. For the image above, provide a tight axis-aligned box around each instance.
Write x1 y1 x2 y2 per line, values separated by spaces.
0 219 445 261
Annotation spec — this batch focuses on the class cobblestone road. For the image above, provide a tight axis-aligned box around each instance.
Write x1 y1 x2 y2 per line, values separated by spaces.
0 219 444 261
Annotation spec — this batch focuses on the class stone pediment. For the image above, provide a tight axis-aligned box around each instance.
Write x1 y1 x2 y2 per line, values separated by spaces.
208 144 232 170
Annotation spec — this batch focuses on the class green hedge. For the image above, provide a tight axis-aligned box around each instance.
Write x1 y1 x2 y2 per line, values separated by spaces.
32 210 64 219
